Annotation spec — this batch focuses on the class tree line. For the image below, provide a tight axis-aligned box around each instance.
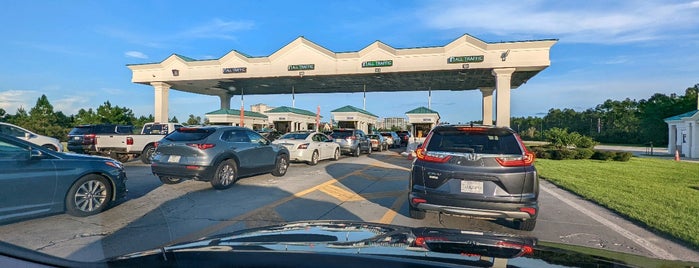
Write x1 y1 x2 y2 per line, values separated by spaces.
511 84 698 146
2 84 697 145
0 95 205 141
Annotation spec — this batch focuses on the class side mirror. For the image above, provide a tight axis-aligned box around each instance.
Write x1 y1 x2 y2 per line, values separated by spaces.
29 149 44 159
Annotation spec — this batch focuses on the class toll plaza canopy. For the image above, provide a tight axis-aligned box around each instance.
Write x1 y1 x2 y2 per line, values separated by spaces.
127 34 557 127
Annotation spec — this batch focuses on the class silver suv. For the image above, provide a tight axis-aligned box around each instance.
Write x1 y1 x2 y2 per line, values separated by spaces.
151 126 290 189
329 129 371 157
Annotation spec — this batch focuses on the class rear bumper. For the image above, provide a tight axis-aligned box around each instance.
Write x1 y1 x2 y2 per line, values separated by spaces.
409 192 537 220
151 163 215 181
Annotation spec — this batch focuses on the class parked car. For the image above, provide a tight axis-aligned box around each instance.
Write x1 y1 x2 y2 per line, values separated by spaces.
151 126 290 190
67 124 133 154
396 131 411 146
94 122 183 164
0 133 127 223
272 131 340 165
367 134 388 152
257 130 283 141
380 131 401 148
0 122 63 151
328 129 371 157
408 124 539 231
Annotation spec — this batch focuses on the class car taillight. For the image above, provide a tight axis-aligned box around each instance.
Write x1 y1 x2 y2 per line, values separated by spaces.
297 143 309 149
415 148 452 163
85 134 96 144
495 152 535 167
414 236 448 248
154 141 159 148
519 207 537 216
126 137 134 145
495 241 534 256
187 143 215 150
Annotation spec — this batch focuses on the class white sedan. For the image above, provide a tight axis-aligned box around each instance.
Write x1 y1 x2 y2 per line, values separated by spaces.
272 131 341 165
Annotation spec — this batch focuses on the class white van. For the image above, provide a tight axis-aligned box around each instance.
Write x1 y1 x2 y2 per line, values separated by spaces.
0 122 64 151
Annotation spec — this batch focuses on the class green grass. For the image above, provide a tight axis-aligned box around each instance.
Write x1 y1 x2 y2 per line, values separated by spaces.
535 157 699 249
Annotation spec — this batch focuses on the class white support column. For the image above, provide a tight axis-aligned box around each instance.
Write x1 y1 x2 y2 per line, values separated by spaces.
690 122 697 158
219 93 232 110
479 87 494 125
151 82 170 123
492 68 516 127
668 124 677 154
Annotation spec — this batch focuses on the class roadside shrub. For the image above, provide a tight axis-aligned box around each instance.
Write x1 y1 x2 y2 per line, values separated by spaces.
613 152 633 162
575 148 595 159
550 149 578 160
591 150 615 160
575 136 598 149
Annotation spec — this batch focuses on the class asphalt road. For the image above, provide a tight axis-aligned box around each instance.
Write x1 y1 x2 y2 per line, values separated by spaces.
0 148 697 263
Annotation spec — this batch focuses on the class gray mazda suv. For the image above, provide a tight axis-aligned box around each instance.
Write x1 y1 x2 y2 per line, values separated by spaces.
151 126 290 190
408 124 539 231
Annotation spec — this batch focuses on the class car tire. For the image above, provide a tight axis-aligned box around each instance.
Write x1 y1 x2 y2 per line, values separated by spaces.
65 174 112 217
515 219 536 231
377 144 382 152
141 144 155 164
353 146 360 157
211 159 237 190
271 154 289 177
332 148 340 161
111 152 130 163
159 176 183 185
366 145 371 155
408 206 426 219
309 150 319 166
42 144 58 151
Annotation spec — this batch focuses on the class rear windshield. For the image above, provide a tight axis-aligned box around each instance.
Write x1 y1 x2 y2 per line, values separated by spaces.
165 128 216 142
331 131 353 139
69 125 133 135
69 126 92 135
367 135 379 139
380 133 392 137
426 129 522 155
142 124 168 135
279 133 310 140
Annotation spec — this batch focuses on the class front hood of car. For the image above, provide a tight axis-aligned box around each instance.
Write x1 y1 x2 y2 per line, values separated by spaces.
109 220 696 267
59 151 114 161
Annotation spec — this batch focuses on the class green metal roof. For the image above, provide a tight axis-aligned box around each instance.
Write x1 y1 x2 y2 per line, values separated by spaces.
265 106 318 117
206 109 268 118
331 105 378 118
405 106 439 114
664 110 699 121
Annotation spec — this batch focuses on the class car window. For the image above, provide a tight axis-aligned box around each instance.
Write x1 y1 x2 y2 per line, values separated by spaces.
246 131 265 144
143 124 167 135
0 125 25 137
426 129 522 155
330 130 352 139
221 130 251 143
68 126 92 135
280 133 310 140
166 128 216 141
0 140 29 160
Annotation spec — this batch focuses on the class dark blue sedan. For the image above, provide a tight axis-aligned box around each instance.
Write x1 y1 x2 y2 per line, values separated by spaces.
0 133 127 223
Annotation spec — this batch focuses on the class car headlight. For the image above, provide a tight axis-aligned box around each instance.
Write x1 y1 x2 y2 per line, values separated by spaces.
105 160 124 170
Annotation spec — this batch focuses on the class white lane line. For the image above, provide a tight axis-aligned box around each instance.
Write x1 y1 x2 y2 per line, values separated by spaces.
540 184 676 260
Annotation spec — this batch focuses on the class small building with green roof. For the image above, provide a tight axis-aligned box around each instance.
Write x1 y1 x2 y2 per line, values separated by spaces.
265 106 320 132
405 107 440 138
205 108 268 130
331 105 378 134
664 108 699 158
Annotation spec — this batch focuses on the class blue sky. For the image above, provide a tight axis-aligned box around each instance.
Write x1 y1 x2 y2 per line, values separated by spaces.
1 0 698 124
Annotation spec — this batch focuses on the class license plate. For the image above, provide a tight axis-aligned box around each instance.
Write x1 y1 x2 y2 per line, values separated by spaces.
73 137 80 140
168 155 181 163
460 181 483 194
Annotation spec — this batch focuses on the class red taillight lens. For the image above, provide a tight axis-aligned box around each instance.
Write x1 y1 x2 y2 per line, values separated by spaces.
519 207 537 216
495 241 534 256
297 143 309 149
411 197 427 205
495 152 535 167
187 143 215 150
415 148 452 163
414 236 448 248
126 137 134 145
154 142 159 148
84 134 96 144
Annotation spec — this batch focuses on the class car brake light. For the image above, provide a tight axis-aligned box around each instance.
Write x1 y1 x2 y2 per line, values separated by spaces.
297 143 309 149
519 207 537 216
414 236 447 248
126 137 134 145
187 143 215 150
411 197 426 205
415 148 452 163
495 152 535 167
495 241 534 256
84 134 96 144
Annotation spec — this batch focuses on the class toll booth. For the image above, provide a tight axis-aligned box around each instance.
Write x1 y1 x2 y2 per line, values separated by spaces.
406 107 440 138
205 109 268 130
331 105 378 134
265 106 319 133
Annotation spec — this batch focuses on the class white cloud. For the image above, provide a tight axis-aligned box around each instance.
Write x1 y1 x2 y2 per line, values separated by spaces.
419 0 699 44
0 90 40 114
125 51 148 59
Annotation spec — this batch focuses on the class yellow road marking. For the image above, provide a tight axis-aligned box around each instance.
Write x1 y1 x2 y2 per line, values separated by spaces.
378 193 408 224
319 184 366 202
